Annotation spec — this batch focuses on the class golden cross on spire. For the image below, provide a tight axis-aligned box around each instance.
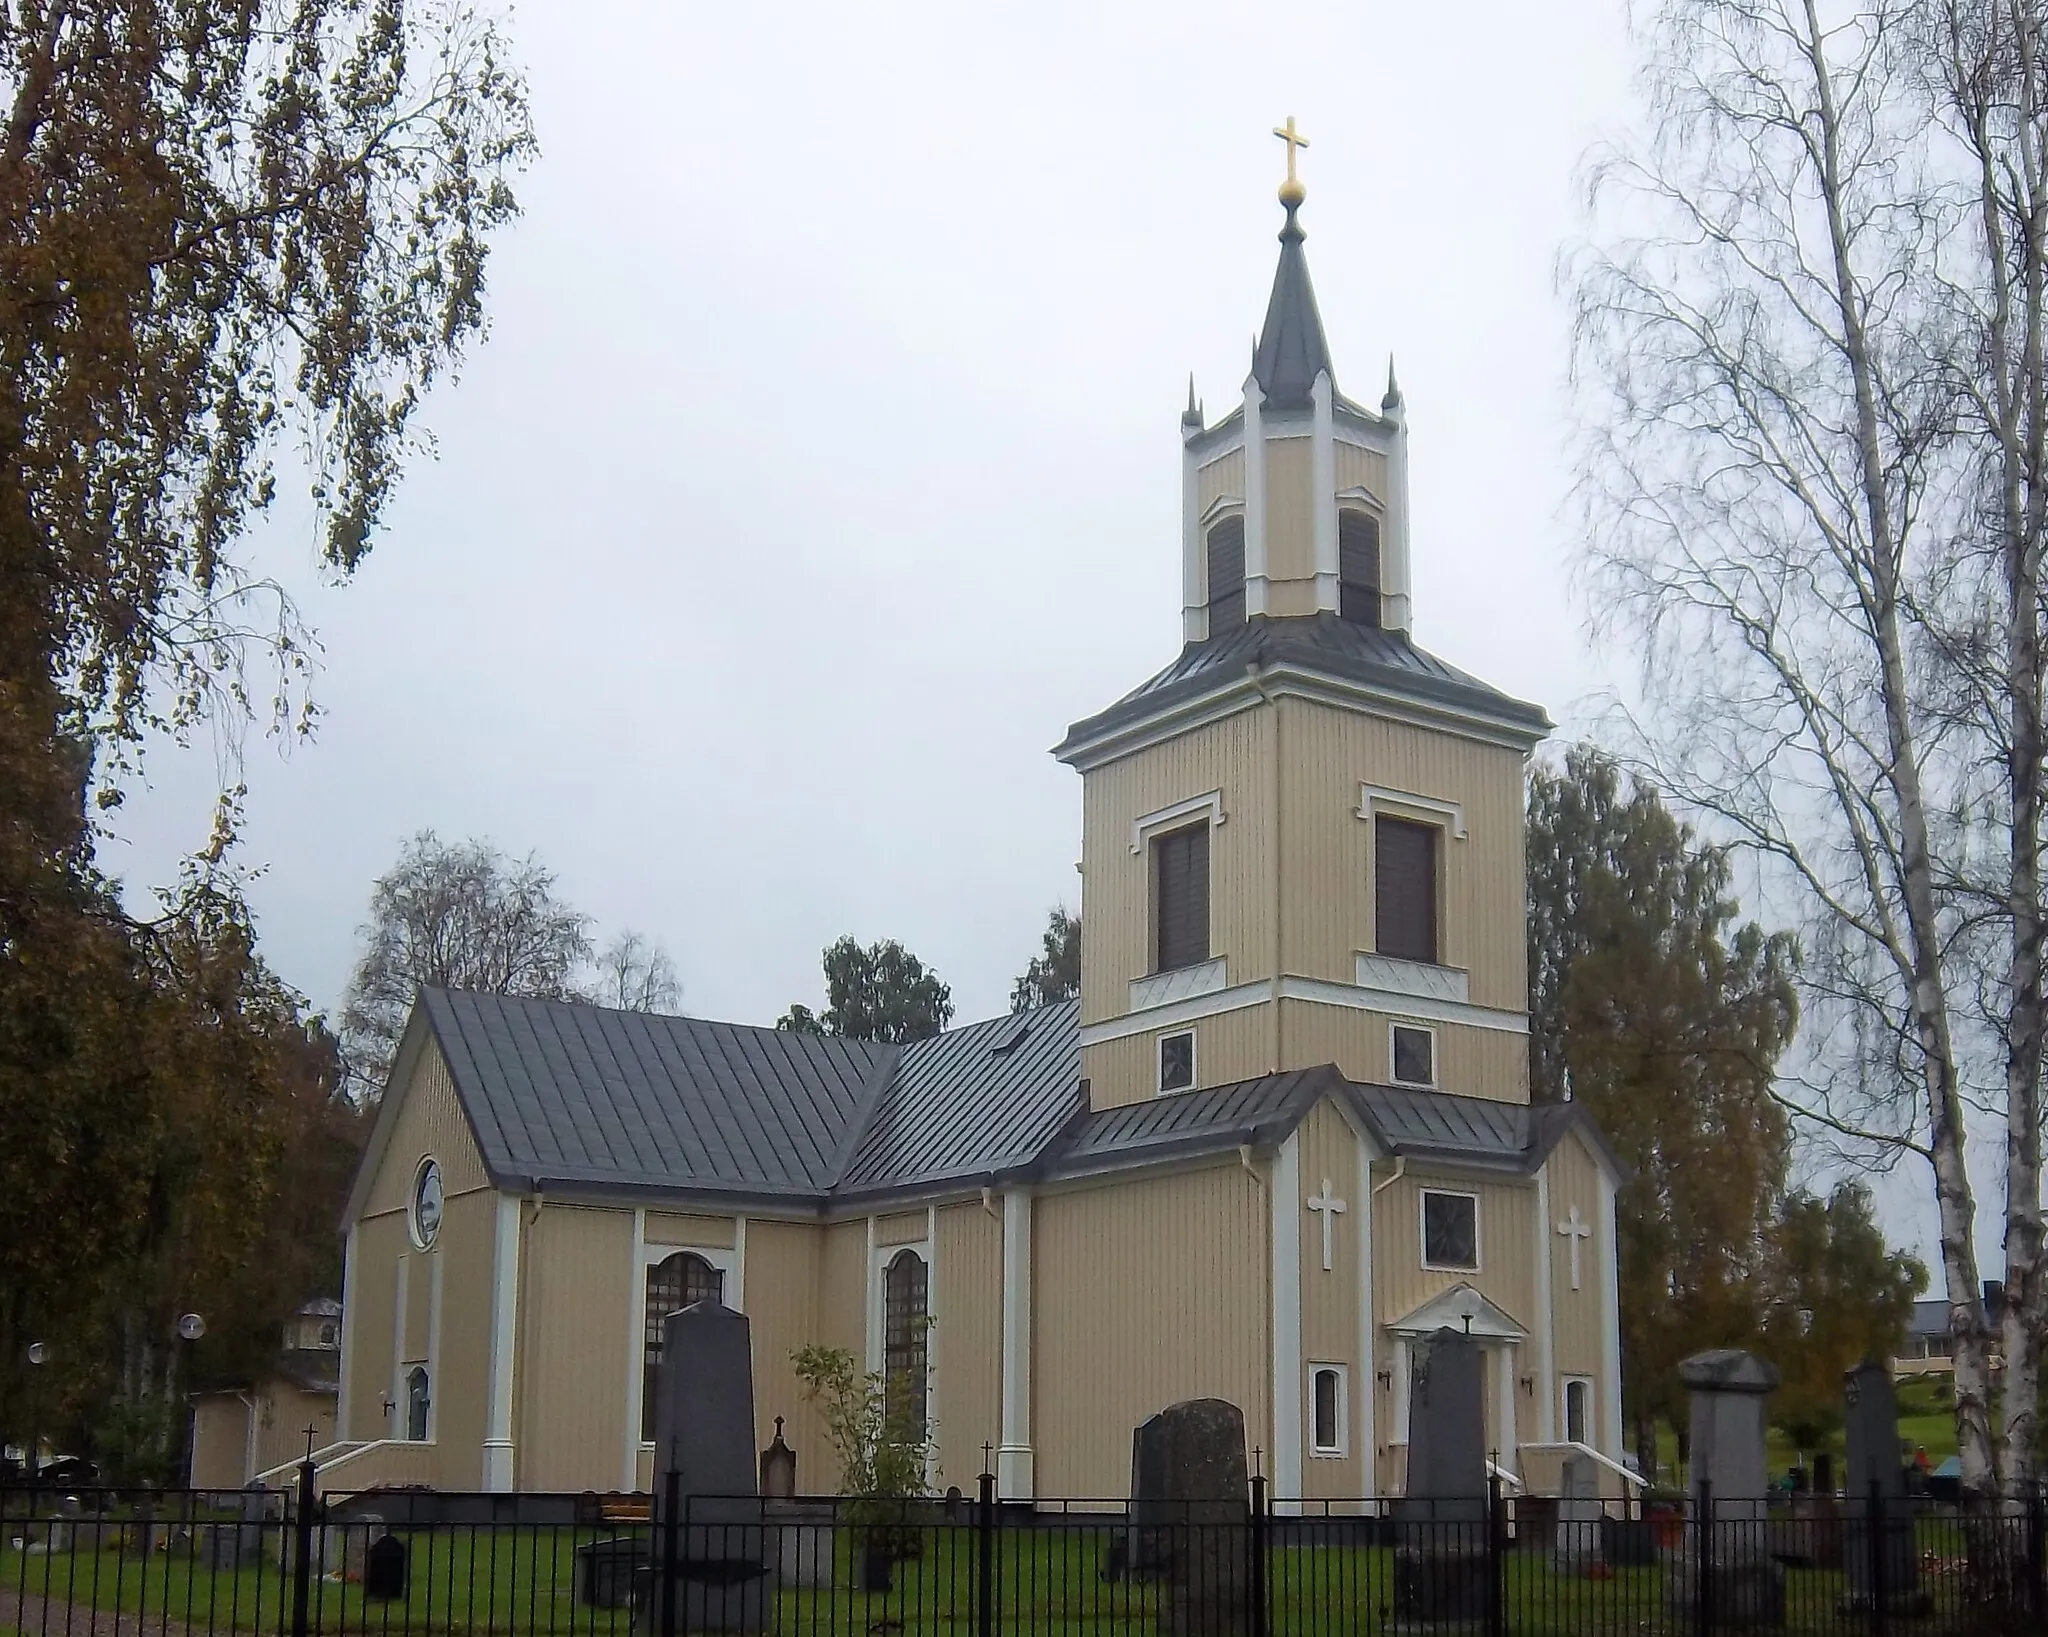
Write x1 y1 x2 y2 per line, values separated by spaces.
1273 116 1309 207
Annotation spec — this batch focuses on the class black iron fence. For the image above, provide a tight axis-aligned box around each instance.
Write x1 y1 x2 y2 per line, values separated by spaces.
4 1465 2046 1636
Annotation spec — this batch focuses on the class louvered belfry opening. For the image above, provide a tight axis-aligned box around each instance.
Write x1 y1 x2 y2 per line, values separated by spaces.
1374 815 1438 964
1339 510 1382 628
1206 516 1246 635
1153 822 1211 972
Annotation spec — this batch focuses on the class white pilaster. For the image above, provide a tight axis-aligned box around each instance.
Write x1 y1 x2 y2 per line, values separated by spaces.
389 1252 408 1440
998 1188 1035 1500
337 1223 359 1442
622 1206 645 1491
426 1245 444 1441
1183 427 1205 643
731 1215 748 1311
1311 372 1338 610
864 1215 881 1374
482 1192 522 1491
1243 378 1270 617
1271 1133 1303 1506
1597 1168 1625 1461
1533 1169 1557 1445
1355 1140 1375 1496
1383 399 1413 633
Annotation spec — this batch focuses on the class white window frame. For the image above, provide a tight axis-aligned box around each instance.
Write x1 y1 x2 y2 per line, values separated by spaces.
636 1242 739 1452
1389 1022 1437 1088
402 1362 432 1443
1561 1375 1595 1447
1130 790 1226 855
1419 1187 1482 1273
1308 1362 1350 1458
1158 1029 1197 1095
871 1239 935 1458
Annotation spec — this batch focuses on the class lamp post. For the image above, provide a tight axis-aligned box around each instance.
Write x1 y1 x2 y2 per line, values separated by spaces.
26 1341 49 1488
174 1315 205 1488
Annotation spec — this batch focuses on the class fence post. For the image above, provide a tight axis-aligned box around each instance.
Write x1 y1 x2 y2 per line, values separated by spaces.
1248 1471 1269 1637
659 1464 681 1637
1696 1479 1715 1636
1486 1471 1506 1637
289 1455 315 1637
2029 1483 2046 1625
977 1468 996 1637
1867 1479 1887 1637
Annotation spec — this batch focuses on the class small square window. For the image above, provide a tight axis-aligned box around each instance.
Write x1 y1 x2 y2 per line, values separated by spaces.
1158 1031 1196 1094
1391 1025 1435 1087
1421 1190 1479 1270
1310 1364 1349 1457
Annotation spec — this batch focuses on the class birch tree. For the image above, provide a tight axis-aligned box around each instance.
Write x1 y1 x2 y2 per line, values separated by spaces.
1569 0 2048 1496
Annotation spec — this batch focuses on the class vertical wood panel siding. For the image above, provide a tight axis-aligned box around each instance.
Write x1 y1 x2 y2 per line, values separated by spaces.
934 1203 1004 1482
403 1253 431 1364
1297 1102 1365 1499
363 1042 489 1216
430 1188 497 1489
1334 442 1390 499
1082 1006 1280 1105
1545 1133 1606 1383
1033 1163 1270 1497
645 1213 737 1249
1080 710 1277 1025
875 1213 927 1248
189 1401 247 1489
516 1205 633 1492
1373 1168 1538 1336
1276 699 1530 1011
1198 448 1246 512
741 1220 824 1483
345 1212 404 1442
1275 1001 1526 1103
1263 437 1315 585
254 1386 336 1484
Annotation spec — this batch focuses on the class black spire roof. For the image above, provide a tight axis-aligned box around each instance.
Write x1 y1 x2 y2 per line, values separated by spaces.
1251 202 1333 412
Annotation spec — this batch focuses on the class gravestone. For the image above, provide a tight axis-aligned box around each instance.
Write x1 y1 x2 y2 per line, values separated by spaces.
1552 1456 1603 1575
1394 1328 1490 1624
641 1301 769 1633
757 1418 830 1592
1841 1362 1924 1614
1669 1350 1783 1627
1127 1399 1251 1635
364 1533 408 1600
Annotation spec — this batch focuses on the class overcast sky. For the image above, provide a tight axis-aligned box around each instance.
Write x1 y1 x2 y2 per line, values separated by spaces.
104 2 1985 1276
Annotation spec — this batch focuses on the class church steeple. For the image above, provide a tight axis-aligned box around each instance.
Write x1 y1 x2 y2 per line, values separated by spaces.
1251 203 1332 413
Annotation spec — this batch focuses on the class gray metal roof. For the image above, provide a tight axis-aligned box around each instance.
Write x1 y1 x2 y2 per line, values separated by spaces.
1908 1298 1950 1338
1252 204 1333 412
835 1001 1084 1199
422 988 889 1201
1055 611 1550 760
397 989 1603 1213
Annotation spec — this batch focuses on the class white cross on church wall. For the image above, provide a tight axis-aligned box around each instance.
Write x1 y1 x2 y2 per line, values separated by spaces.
1557 1203 1593 1291
1306 1180 1346 1272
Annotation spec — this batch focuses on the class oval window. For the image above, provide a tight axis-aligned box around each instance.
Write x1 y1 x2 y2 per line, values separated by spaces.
410 1158 444 1250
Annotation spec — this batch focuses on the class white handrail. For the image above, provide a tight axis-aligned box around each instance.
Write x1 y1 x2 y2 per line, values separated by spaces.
250 1440 359 1487
1486 1460 1524 1492
1519 1440 1647 1489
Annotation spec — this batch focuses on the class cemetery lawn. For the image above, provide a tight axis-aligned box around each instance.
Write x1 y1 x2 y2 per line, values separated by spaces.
1650 1376 1960 1486
0 1517 1982 1636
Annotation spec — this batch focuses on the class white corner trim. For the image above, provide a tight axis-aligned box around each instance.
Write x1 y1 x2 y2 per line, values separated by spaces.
1357 784 1467 840
425 1248 444 1442
1078 978 1275 1046
731 1216 748 1312
622 1208 647 1490
1130 955 1228 1012
998 1189 1035 1500
389 1253 408 1443
1312 373 1338 609
1356 955 1472 1007
1271 1132 1304 1508
1597 1167 1624 1460
1335 480 1385 509
337 1223 359 1443
1278 974 1527 1035
1130 790 1226 854
1182 438 1203 633
482 1193 522 1492
1533 1170 1557 1445
1243 380 1269 617
1357 1139 1376 1478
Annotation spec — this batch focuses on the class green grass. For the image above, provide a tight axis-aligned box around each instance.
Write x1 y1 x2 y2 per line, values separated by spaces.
0 1515 2015 1636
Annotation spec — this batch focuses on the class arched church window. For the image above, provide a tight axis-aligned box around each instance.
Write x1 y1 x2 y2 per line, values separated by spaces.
643 1251 724 1439
1339 510 1381 628
405 1365 431 1442
1206 516 1246 636
883 1249 930 1439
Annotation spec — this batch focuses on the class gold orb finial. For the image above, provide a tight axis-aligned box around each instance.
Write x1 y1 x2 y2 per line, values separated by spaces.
1273 116 1309 208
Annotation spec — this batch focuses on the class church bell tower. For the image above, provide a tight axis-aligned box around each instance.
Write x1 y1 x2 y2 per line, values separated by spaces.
1054 123 1551 1113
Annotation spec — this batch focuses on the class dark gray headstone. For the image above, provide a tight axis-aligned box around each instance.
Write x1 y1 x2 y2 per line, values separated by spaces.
1841 1362 1922 1610
1128 1399 1250 1635
1670 1349 1784 1626
643 1302 769 1633
364 1534 408 1600
1395 1329 1491 1624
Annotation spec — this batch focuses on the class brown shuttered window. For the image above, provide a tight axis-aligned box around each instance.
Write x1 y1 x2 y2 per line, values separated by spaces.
1206 517 1246 635
1375 816 1438 964
1153 823 1210 972
1339 511 1381 628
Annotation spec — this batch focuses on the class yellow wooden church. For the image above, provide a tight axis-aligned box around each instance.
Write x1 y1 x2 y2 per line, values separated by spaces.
293 145 1630 1509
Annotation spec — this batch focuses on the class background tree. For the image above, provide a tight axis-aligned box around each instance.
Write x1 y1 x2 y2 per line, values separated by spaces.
1528 745 1800 1475
341 831 680 1095
1760 1182 1925 1459
1009 907 1080 1011
779 937 954 1043
1568 0 2048 1496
